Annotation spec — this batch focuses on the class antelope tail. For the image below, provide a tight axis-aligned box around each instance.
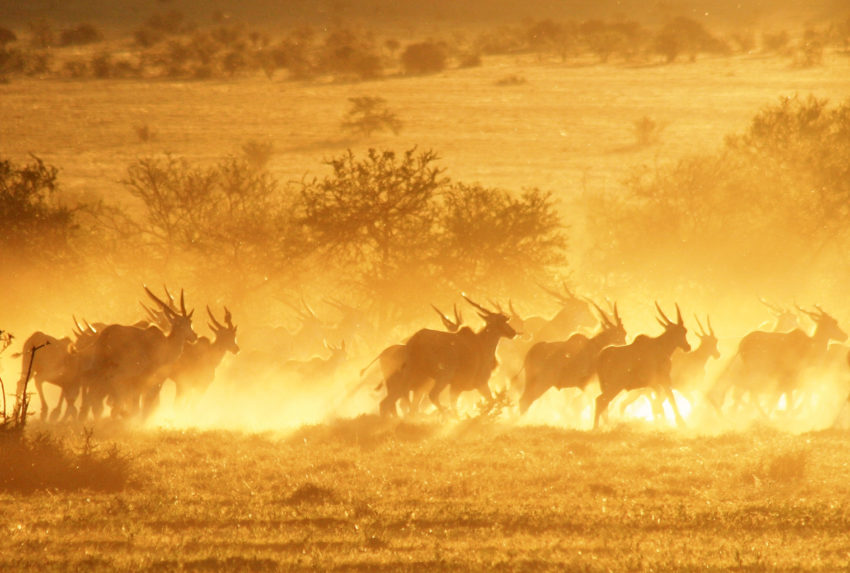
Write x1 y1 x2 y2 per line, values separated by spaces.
360 353 382 378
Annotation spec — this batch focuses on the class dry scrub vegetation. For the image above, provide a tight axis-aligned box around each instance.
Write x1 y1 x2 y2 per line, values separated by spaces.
2 420 850 570
3 1 850 569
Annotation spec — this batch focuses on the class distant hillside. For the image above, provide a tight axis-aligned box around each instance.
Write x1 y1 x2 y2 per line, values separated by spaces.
0 0 845 32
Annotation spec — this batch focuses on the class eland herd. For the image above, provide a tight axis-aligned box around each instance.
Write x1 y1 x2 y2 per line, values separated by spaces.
3 283 850 429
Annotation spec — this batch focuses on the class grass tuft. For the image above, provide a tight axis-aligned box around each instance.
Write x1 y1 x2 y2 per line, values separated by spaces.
286 482 336 504
0 429 131 493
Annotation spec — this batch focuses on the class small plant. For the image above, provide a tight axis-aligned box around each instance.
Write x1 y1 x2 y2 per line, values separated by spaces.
62 59 88 78
241 139 275 170
0 27 17 47
470 388 513 421
340 96 402 138
765 449 808 483
134 123 155 142
763 30 791 54
793 28 825 68
90 51 113 78
494 74 526 86
286 482 336 504
458 52 482 68
633 115 667 147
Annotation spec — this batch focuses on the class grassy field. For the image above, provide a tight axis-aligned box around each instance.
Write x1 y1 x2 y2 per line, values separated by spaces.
2 419 850 571
3 53 849 208
4 13 850 570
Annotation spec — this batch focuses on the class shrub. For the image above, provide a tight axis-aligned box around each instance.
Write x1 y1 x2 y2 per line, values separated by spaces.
401 41 447 75
494 74 526 86
134 122 155 142
763 30 791 54
90 51 113 78
266 29 318 79
340 96 402 137
0 27 17 47
793 28 825 67
653 17 726 63
241 139 275 169
0 46 26 75
729 31 756 54
0 430 131 493
439 184 567 292
62 59 88 78
633 115 667 147
298 147 445 306
579 95 850 295
24 49 52 76
580 19 628 63
28 19 53 48
121 154 291 272
59 23 102 46
0 156 80 265
318 27 382 80
286 482 336 504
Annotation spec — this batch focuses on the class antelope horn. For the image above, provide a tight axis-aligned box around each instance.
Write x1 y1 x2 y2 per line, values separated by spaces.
675 303 684 325
224 306 233 328
655 301 672 325
462 293 494 316
588 299 613 328
163 284 176 307
707 314 715 336
72 315 85 336
508 299 520 318
538 282 568 303
694 314 707 336
795 304 821 320
144 285 176 316
139 301 159 323
180 289 187 315
207 305 224 331
760 298 784 315
325 296 354 312
301 296 318 319
432 304 461 332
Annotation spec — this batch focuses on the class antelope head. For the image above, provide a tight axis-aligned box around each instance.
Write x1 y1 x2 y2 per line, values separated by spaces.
694 314 720 359
323 339 347 364
145 285 197 343
760 298 799 332
208 305 240 354
0 329 12 353
462 294 517 339
656 302 690 352
797 305 848 343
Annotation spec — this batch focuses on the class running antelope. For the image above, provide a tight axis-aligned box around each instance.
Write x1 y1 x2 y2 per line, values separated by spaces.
518 302 626 414
594 303 690 429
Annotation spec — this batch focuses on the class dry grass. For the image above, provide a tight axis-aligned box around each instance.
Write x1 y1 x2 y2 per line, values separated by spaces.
1 419 849 570
3 22 850 571
2 53 848 207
